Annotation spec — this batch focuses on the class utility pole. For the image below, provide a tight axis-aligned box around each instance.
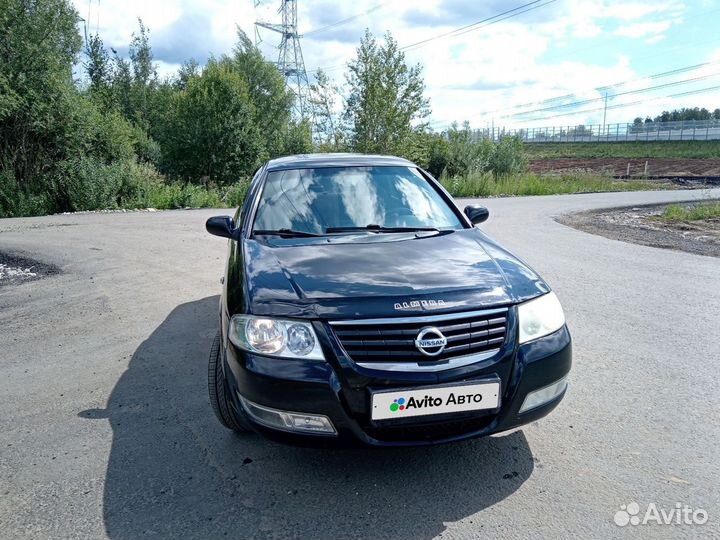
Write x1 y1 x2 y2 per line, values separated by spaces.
602 92 608 137
255 0 313 120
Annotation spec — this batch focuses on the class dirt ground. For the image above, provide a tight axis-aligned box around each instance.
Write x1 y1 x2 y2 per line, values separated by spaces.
557 200 720 258
530 158 720 177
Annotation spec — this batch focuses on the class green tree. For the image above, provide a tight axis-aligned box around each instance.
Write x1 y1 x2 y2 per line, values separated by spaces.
84 34 113 93
490 136 526 175
127 19 156 125
112 55 134 119
344 30 430 155
652 107 716 122
282 120 313 155
83 33 116 111
444 122 490 177
231 30 292 158
162 59 263 185
309 69 345 149
0 0 82 187
176 58 201 90
426 134 450 178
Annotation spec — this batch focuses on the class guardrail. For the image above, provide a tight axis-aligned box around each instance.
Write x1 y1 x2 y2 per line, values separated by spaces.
471 119 720 143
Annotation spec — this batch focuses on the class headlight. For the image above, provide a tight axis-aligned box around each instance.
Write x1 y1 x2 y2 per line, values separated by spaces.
229 315 325 360
518 291 565 344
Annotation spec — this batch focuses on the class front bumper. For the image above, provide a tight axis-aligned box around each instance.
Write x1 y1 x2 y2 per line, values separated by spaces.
222 321 572 447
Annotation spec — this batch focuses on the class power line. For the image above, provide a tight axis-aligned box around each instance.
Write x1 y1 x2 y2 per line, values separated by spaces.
401 0 557 52
307 0 557 74
304 3 387 36
509 71 720 119
429 61 720 128
512 84 720 124
472 61 718 119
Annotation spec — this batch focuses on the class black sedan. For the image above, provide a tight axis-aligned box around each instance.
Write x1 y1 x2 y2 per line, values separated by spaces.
205 153 571 447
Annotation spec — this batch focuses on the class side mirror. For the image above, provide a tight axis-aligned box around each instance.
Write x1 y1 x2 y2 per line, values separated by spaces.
464 205 490 225
206 215 236 239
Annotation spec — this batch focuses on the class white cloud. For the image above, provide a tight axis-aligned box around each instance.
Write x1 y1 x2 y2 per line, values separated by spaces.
602 1 685 21
614 21 672 38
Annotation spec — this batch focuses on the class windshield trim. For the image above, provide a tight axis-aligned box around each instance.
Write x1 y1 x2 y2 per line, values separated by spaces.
245 165 470 240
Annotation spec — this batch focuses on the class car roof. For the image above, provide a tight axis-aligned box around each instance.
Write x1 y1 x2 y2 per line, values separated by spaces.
265 153 415 171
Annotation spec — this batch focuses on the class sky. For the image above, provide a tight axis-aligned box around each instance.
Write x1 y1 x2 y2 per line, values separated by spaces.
72 0 720 131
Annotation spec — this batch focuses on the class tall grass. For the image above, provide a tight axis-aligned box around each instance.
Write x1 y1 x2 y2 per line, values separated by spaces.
440 172 664 197
110 178 249 210
1 158 251 217
525 141 720 160
661 201 720 221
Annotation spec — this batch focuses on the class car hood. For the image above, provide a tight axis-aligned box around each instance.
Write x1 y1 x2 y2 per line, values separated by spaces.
238 229 549 319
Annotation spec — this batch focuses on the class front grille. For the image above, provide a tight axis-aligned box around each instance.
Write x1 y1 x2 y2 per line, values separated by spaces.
330 308 509 364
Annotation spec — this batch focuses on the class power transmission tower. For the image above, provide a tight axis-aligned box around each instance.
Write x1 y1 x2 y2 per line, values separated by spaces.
255 0 313 120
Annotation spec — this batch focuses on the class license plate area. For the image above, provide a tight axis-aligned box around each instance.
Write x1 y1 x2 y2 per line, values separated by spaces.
370 378 501 422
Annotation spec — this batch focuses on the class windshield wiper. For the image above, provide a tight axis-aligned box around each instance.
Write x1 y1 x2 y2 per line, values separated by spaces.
325 225 440 234
253 228 324 238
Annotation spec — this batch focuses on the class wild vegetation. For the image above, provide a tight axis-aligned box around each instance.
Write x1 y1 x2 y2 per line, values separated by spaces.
660 201 720 222
441 173 665 198
0 0 309 217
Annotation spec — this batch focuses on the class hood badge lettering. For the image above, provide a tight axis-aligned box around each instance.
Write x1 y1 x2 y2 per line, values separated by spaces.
394 299 446 311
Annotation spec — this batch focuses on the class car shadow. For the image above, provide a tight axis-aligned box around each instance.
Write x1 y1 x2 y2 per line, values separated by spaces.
81 296 534 540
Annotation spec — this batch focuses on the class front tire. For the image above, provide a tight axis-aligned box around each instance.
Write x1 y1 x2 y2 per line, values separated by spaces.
208 331 252 432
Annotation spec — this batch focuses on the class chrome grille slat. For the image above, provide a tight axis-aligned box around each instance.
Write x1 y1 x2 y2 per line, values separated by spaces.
330 308 509 365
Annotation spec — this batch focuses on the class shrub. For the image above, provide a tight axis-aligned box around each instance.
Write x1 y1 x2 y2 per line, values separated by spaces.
439 126 527 178
53 157 165 212
0 170 54 217
490 136 527 176
281 121 313 156
445 125 487 177
426 135 449 178
160 59 264 185
81 107 137 164
122 175 225 210
661 202 720 221
222 182 250 208
131 124 162 166
56 158 122 211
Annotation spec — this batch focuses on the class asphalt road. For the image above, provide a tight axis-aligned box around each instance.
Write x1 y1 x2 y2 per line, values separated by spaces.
1 188 719 540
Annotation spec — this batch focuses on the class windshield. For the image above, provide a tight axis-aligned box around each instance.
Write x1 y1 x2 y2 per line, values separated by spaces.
252 166 463 235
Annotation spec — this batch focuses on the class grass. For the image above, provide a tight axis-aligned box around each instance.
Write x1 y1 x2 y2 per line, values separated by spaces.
524 141 720 160
440 172 666 198
120 180 249 210
660 201 720 221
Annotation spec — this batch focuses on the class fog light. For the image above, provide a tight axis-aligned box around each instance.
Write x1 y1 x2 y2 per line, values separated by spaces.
519 377 567 413
237 394 337 435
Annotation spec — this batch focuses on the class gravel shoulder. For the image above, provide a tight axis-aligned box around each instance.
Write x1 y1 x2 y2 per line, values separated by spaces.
557 199 720 258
